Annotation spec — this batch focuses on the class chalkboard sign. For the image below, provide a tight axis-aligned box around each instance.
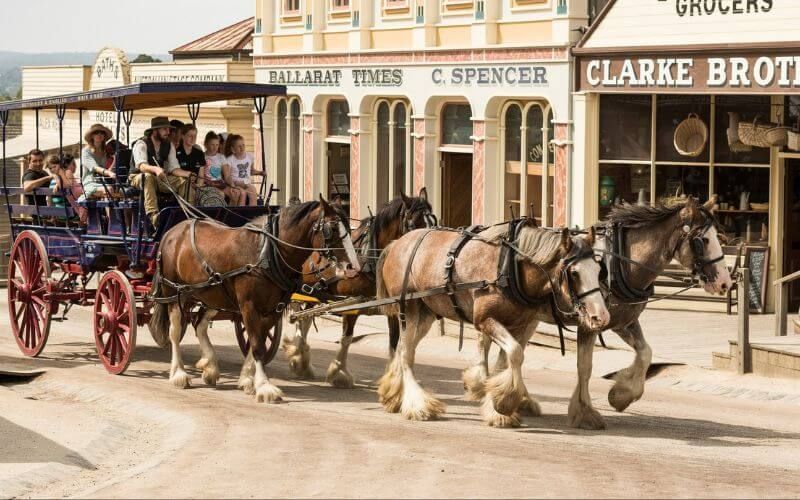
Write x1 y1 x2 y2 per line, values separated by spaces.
744 246 769 313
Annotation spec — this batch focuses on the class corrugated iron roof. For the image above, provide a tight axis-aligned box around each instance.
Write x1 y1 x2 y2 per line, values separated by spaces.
170 18 254 56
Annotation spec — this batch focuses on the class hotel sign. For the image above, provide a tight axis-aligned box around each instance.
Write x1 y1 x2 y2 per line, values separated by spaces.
579 55 800 92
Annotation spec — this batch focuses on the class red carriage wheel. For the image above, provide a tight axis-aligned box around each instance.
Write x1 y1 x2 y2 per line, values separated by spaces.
7 231 52 357
94 271 137 375
235 317 282 363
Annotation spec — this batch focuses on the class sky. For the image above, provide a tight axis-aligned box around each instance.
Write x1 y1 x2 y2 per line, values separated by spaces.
3 0 252 54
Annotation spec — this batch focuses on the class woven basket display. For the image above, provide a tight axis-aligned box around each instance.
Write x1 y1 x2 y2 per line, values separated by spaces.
673 113 708 157
726 112 752 153
739 116 789 148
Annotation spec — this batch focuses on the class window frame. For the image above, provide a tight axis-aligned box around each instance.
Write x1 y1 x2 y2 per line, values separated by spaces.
374 98 413 207
272 96 303 204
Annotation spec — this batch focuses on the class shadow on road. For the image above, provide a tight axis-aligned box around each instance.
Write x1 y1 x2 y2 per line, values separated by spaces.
0 416 94 469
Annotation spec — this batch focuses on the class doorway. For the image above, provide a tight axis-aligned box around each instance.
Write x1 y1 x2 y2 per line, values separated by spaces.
783 159 800 310
327 142 351 217
441 152 472 228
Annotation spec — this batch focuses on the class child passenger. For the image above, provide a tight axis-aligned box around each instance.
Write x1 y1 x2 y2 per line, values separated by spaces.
204 131 243 204
223 134 264 206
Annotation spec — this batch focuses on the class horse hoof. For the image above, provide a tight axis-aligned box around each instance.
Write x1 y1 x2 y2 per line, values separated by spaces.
326 363 354 389
401 395 445 421
608 384 639 413
238 377 255 395
202 366 220 387
255 384 284 404
567 405 607 430
170 370 191 389
461 366 486 401
518 396 542 417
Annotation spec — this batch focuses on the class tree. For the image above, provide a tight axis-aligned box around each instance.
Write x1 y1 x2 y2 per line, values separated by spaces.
132 54 161 63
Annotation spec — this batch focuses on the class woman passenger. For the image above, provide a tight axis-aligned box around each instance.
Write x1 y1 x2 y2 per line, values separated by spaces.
81 123 115 199
204 131 241 204
50 154 87 224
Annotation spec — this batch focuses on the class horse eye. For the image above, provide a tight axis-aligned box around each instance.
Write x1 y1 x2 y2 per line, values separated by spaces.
702 237 709 244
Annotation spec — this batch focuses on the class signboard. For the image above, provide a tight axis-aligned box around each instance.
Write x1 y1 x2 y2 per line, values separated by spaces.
579 55 800 92
745 246 770 313
90 48 130 90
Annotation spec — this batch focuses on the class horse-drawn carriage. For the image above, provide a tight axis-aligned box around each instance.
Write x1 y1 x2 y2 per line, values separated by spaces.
1 82 287 374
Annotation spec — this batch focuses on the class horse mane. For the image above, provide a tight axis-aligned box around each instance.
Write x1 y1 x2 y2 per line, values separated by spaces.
606 201 717 229
250 200 349 229
481 223 564 266
369 195 433 235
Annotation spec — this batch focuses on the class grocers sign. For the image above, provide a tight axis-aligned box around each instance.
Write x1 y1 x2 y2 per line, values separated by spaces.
578 55 800 92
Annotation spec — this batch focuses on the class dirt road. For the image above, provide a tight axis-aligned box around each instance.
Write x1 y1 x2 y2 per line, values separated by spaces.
2 298 800 498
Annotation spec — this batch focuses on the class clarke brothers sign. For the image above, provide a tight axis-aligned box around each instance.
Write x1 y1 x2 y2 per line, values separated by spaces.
266 65 548 88
580 55 800 92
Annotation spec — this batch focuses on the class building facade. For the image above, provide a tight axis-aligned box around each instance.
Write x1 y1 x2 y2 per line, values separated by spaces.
253 0 590 225
572 0 800 312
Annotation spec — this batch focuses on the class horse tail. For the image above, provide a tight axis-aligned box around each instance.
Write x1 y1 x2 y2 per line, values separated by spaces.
147 255 172 349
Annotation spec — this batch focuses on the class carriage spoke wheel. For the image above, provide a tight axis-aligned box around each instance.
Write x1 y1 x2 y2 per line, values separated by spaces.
94 271 137 375
8 231 52 357
235 318 282 364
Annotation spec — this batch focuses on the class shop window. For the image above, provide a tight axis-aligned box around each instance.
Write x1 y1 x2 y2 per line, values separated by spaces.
656 95 711 163
714 166 770 246
599 95 651 161
715 96 771 165
598 164 651 219
276 100 288 205
441 104 473 146
502 102 553 225
289 100 301 200
274 97 303 204
328 100 350 137
655 165 709 203
393 103 408 197
376 102 391 207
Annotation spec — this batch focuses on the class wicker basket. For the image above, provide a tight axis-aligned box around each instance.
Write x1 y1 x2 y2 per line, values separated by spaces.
726 112 753 153
739 116 789 148
674 113 708 157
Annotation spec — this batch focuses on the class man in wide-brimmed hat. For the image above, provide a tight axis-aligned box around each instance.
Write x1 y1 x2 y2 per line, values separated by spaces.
129 116 195 228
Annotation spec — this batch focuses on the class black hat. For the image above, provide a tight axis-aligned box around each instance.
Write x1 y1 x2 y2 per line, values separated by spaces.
145 116 174 134
170 119 185 130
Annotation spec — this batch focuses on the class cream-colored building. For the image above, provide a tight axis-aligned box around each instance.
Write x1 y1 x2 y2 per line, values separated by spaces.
571 0 800 312
253 0 592 226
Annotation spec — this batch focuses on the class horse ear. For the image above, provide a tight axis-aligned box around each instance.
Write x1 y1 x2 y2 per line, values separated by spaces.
680 195 699 221
331 195 344 208
319 193 333 214
400 191 411 208
703 194 718 212
560 227 573 253
418 186 428 202
586 226 596 247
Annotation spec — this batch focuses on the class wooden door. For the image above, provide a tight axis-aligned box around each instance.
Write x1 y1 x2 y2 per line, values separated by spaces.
442 152 472 228
783 159 800 310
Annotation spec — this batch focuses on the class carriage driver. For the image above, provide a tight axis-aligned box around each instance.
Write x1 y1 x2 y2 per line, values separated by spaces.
129 116 196 228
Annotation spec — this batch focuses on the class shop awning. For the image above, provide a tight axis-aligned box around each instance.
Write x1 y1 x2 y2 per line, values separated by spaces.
0 82 286 113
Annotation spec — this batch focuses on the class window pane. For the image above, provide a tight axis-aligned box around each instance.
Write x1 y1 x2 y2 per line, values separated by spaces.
328 100 350 137
599 94 651 160
276 100 287 205
393 103 407 196
598 164 651 220
655 95 710 162
442 104 472 145
504 105 521 162
655 165 709 203
714 166 770 245
526 106 544 163
290 99 301 200
715 96 771 164
376 102 390 207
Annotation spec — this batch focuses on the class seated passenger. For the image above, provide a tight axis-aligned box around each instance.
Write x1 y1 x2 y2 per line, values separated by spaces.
169 119 185 148
177 124 225 207
49 154 87 224
81 123 116 199
22 148 53 206
129 116 195 228
223 134 264 206
203 131 241 204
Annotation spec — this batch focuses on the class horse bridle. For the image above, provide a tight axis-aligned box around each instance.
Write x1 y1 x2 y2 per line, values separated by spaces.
675 212 724 284
401 204 438 233
559 244 603 316
312 210 354 266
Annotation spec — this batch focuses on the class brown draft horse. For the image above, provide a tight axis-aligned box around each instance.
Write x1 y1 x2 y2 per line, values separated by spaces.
376 223 610 427
149 197 359 403
484 197 733 429
283 188 435 387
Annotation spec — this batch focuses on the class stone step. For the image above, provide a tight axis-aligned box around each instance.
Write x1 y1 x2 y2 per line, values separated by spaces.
713 335 800 379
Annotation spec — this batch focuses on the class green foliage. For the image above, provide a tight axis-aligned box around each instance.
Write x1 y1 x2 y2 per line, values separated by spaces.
131 53 162 63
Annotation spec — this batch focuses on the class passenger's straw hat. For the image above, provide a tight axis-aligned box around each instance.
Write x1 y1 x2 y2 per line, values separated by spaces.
84 123 113 144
